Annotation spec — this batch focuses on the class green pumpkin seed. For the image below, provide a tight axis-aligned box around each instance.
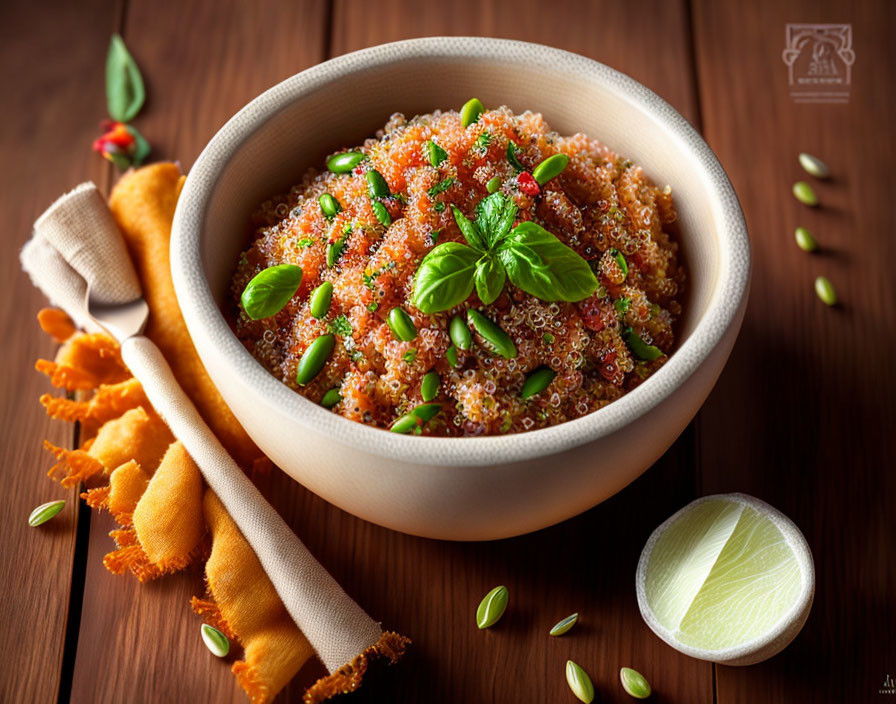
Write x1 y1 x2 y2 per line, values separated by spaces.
319 193 342 219
620 667 651 699
624 327 663 361
241 264 303 320
28 499 65 527
446 345 459 368
372 200 392 226
326 236 348 268
815 275 837 306
798 152 830 179
475 585 508 629
460 98 485 128
387 307 417 341
200 624 230 658
449 314 473 351
390 414 418 434
467 310 517 359
549 612 578 636
421 371 440 402
521 367 556 400
425 140 448 167
794 226 818 252
309 282 333 319
566 661 595 703
296 334 335 386
320 387 342 409
532 153 570 185
366 169 390 199
412 402 441 423
326 150 365 174
486 176 502 193
793 181 818 207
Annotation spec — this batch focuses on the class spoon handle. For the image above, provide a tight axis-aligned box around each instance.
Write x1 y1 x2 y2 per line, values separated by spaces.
120 335 382 672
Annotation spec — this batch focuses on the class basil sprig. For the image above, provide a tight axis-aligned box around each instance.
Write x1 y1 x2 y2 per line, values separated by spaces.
106 34 145 123
411 193 597 313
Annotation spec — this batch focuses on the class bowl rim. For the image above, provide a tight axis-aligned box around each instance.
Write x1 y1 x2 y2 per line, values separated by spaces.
171 36 750 467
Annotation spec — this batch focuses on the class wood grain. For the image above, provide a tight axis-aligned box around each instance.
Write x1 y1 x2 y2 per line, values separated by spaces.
67 2 329 702
0 0 115 701
691 0 896 701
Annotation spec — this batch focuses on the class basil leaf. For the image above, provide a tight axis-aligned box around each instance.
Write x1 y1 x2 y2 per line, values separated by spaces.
499 222 598 302
240 264 303 320
474 256 506 305
475 192 517 249
411 242 478 313
451 205 486 252
106 34 145 123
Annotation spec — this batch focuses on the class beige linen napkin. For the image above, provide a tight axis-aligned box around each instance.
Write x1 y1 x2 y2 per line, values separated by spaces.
21 181 407 696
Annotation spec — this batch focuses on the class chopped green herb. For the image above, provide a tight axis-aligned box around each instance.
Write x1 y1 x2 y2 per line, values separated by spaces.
507 141 525 171
614 297 631 316
434 202 445 213
542 332 555 345
402 349 417 364
609 248 629 278
328 314 353 337
294 237 315 249
430 229 442 245
473 131 492 153
367 301 379 312
427 177 456 198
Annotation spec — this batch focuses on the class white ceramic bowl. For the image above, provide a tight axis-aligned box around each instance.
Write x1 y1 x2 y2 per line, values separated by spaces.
171 37 750 541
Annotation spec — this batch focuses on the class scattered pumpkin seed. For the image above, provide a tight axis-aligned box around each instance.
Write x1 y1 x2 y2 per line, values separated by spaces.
814 275 837 306
460 98 485 127
566 660 595 703
240 264 303 320
792 181 818 207
366 169 390 199
320 387 342 409
620 667 651 699
798 152 830 179
296 334 335 386
521 367 556 400
412 402 442 423
486 175 502 193
421 371 440 402
309 282 333 319
794 226 818 252
532 153 570 185
425 140 448 167
446 345 459 368
476 585 508 629
319 193 341 219
549 612 578 636
372 200 392 226
326 150 365 174
200 624 230 658
387 307 417 341
449 314 473 351
28 499 65 527
466 309 517 359
610 248 629 278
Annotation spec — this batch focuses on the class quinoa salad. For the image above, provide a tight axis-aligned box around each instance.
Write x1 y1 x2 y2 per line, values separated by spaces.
228 99 685 436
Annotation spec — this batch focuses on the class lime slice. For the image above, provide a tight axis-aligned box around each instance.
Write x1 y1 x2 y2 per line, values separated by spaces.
636 493 814 665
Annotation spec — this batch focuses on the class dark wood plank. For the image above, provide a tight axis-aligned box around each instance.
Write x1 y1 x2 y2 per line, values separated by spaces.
0 0 117 701
691 1 896 702
269 2 712 702
67 2 329 702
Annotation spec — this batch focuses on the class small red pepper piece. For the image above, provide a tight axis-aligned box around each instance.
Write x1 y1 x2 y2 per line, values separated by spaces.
517 171 541 196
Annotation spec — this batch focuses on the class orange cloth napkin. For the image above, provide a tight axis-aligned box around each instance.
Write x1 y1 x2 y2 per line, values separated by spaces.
34 163 406 703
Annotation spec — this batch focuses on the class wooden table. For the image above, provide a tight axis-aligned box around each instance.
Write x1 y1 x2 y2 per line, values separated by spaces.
2 1 893 701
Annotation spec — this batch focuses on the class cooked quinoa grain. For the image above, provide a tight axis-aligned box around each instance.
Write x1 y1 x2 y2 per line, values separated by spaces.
229 106 685 436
